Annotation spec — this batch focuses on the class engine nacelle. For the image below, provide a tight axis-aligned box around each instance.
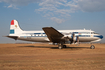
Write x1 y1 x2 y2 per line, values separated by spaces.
73 36 79 42
71 33 79 44
62 33 79 44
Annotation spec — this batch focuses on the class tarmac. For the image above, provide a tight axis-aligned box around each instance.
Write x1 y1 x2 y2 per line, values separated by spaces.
0 43 105 70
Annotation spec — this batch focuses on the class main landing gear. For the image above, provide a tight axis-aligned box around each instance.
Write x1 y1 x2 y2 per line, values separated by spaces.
58 42 95 49
58 43 67 49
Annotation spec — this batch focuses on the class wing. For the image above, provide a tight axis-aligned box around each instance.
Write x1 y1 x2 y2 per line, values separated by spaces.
42 27 64 43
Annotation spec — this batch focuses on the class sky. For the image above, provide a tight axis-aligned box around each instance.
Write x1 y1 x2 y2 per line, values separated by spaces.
0 0 105 43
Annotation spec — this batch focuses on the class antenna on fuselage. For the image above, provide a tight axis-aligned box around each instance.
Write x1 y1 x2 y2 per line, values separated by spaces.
84 28 85 30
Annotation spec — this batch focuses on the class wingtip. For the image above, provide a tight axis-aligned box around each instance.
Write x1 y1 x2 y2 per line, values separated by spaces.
42 27 54 29
2 36 8 37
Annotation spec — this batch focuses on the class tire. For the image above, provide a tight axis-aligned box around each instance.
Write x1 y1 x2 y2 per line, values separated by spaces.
90 45 95 49
63 45 67 48
58 44 63 49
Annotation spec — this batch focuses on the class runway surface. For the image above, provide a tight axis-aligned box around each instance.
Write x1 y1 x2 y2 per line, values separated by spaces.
0 43 105 70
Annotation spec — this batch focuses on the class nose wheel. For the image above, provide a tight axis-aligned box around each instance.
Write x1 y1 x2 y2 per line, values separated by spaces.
90 45 95 49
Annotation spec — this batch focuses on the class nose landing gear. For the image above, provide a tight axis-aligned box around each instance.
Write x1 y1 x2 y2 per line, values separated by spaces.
90 45 95 49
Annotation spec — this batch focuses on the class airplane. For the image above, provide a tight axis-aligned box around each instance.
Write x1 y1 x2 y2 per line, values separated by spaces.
6 20 103 49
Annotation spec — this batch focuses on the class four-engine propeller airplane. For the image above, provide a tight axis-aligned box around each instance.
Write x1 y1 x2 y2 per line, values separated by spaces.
6 20 103 49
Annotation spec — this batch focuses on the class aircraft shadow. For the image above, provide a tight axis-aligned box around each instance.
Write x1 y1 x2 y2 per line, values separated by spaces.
18 45 90 49
51 47 90 49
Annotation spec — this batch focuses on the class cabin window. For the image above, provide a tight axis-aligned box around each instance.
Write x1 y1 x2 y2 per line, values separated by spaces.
32 35 35 36
43 34 46 36
35 34 38 36
39 34 42 36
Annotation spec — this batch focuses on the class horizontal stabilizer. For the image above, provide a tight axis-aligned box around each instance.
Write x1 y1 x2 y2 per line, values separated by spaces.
6 36 18 40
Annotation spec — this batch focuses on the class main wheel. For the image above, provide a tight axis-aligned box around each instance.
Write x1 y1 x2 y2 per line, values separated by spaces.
58 44 63 49
90 45 95 49
63 45 67 48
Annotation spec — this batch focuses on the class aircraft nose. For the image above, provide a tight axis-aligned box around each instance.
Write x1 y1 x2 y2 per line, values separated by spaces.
99 35 103 39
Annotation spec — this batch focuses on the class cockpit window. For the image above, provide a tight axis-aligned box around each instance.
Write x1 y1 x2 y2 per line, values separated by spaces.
79 32 90 34
94 33 99 34
91 32 94 34
91 32 99 34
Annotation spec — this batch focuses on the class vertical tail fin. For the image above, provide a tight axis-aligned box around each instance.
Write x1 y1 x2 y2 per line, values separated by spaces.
9 20 23 36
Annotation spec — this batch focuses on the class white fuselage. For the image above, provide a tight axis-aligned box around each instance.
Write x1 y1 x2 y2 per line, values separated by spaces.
10 29 103 43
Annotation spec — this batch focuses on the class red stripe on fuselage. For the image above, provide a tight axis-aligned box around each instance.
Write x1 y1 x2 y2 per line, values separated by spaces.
11 20 14 25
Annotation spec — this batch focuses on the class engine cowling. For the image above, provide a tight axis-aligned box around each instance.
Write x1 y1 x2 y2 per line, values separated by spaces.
71 33 79 44
62 33 79 44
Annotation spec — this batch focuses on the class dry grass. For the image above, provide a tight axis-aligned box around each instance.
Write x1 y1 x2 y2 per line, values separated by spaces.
0 43 105 70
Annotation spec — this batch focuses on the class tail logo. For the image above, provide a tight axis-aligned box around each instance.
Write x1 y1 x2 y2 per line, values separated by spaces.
15 25 17 28
10 29 14 34
11 20 14 25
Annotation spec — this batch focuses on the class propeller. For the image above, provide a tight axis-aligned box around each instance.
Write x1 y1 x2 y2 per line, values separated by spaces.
62 33 79 44
71 33 79 44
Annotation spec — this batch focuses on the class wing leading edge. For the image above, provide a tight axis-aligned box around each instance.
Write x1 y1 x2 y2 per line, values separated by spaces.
42 27 64 43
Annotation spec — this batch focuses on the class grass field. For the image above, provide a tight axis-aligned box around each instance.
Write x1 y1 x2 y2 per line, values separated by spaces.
0 43 105 70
